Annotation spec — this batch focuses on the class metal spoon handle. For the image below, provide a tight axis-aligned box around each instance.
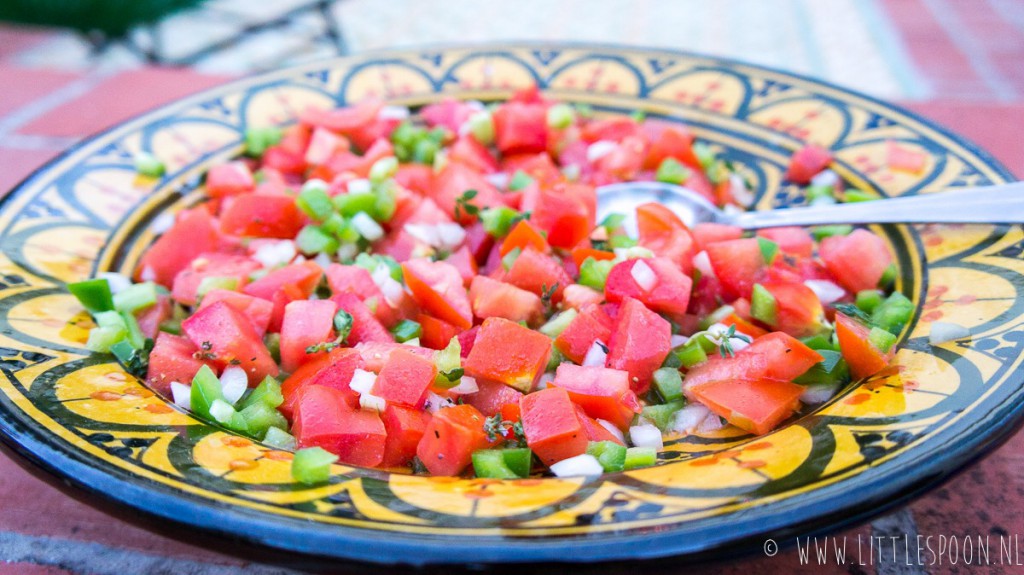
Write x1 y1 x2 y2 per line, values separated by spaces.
730 181 1024 229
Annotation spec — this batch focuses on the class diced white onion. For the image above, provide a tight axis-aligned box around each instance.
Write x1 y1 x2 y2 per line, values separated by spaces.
437 223 466 248
630 260 658 292
697 413 726 432
670 334 690 348
253 240 297 268
729 173 755 207
219 366 248 405
465 100 486 112
670 404 711 434
301 178 329 194
582 340 608 368
348 368 377 395
485 172 509 189
550 454 604 478
378 105 410 120
693 250 715 279
352 212 384 241
449 375 479 394
629 423 664 449
596 419 625 443
149 212 175 235
359 392 387 412
139 266 156 282
336 243 358 262
312 252 332 270
97 272 132 294
804 279 846 305
170 381 191 410
811 169 840 188
613 246 655 261
424 391 455 414
586 140 617 162
346 178 371 195
801 384 839 405
706 322 751 353
929 321 970 345
402 337 421 347
404 223 440 246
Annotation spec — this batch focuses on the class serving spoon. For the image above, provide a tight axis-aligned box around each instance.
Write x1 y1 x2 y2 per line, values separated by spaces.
596 180 1024 230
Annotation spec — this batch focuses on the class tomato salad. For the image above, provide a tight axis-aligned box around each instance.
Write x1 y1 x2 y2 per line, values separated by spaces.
69 86 913 482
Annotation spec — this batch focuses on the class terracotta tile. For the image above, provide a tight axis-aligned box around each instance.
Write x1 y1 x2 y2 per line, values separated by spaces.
0 147 61 197
0 66 82 117
17 68 235 139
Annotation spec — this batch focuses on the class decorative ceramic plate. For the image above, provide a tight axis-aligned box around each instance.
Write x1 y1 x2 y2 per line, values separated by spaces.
0 44 1020 567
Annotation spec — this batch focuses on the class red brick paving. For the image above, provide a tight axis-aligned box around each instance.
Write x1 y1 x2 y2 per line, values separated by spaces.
0 148 61 194
0 67 82 117
0 565 74 575
0 25 56 62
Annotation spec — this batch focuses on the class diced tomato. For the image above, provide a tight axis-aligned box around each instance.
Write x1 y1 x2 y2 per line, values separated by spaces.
448 135 498 173
181 300 278 383
469 275 543 325
419 98 476 134
575 405 625 445
381 404 431 468
606 297 672 394
300 99 383 135
758 280 825 338
520 183 596 249
293 385 386 467
757 227 814 258
706 238 766 301
401 259 473 330
331 292 394 345
551 364 641 430
243 261 323 301
220 191 305 240
279 299 337 373
354 341 434 373
520 387 589 466
720 313 769 339
205 162 254 198
456 326 479 359
835 312 894 380
417 313 460 350
641 120 701 170
636 203 697 271
554 303 613 364
493 101 548 155
430 163 505 224
504 248 572 302
262 145 306 176
137 207 221 287
561 283 605 311
691 378 804 435
604 257 693 316
462 378 525 417
500 220 550 257
596 136 646 180
502 152 562 186
886 140 927 174
819 229 893 293
304 127 349 166
416 404 491 476
444 246 478 286
372 347 437 409
463 221 494 264
198 289 273 336
683 332 823 394
786 145 832 184
279 347 363 418
571 247 615 270
464 317 551 392
325 264 399 327
136 294 171 340
394 163 435 195
146 333 211 397
171 253 260 306
692 222 744 250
